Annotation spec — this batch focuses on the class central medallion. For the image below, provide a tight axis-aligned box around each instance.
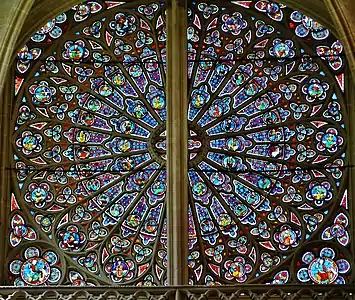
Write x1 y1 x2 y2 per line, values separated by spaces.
150 123 206 163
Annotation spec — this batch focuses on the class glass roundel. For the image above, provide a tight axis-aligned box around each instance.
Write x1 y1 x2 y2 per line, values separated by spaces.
11 1 167 286
187 0 350 285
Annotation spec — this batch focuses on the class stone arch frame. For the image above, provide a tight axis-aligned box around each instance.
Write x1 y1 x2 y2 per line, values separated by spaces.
0 0 355 286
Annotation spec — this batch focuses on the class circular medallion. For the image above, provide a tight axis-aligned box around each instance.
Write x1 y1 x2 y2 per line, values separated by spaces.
31 188 48 205
321 133 338 149
67 45 84 61
22 136 39 151
134 172 149 186
255 97 270 110
223 156 237 168
151 181 166 195
217 213 231 226
110 204 124 217
145 61 158 72
311 185 327 201
268 128 283 142
21 258 50 285
81 113 95 126
111 260 129 278
129 65 143 78
87 98 101 111
222 119 237 132
98 84 112 96
246 192 261 206
268 145 282 158
76 130 89 143
246 83 258 96
279 229 297 246
34 86 51 103
208 104 223 117
210 173 225 186
87 178 101 192
62 231 81 248
263 111 278 124
127 215 140 228
308 83 324 98
308 257 338 284
112 73 126 85
227 138 242 151
120 120 135 134
232 73 244 84
117 157 134 171
77 146 90 159
200 219 215 233
216 63 229 76
263 256 273 267
234 204 248 217
274 42 290 57
40 216 53 227
192 182 207 196
229 261 246 278
144 219 158 233
258 177 272 189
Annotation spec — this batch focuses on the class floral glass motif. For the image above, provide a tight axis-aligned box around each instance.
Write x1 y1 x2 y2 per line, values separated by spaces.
187 0 349 285
11 0 167 286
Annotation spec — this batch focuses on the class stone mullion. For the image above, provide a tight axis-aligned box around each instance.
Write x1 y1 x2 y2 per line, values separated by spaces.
166 0 189 286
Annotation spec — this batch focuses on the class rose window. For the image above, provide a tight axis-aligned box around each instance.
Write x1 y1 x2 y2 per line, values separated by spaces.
9 0 351 287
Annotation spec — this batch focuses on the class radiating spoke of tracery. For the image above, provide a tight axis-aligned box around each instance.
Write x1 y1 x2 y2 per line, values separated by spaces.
187 0 350 285
10 1 167 286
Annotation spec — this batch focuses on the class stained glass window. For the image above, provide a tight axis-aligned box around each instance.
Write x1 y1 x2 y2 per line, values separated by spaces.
187 0 350 285
10 1 167 286
9 0 350 287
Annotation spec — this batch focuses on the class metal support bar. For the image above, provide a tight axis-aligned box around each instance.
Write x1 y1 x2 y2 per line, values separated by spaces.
166 0 189 286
